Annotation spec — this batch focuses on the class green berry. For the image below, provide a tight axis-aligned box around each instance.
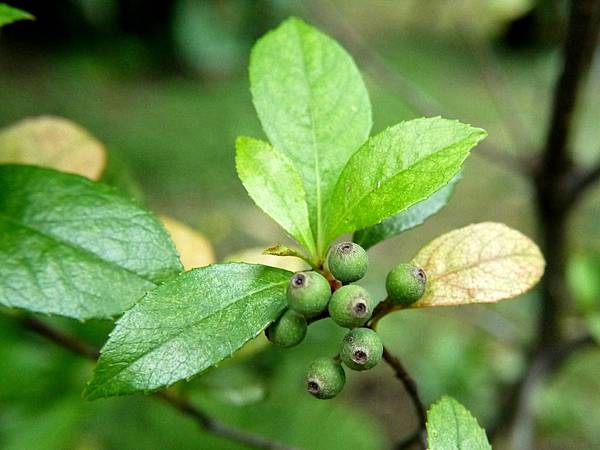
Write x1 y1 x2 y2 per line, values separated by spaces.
386 263 427 306
327 242 368 283
340 328 383 371
265 309 307 347
328 285 373 328
287 271 331 318
305 357 345 399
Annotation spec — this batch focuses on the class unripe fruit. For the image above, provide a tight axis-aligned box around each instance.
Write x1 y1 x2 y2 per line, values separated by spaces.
265 309 307 347
305 357 345 399
386 263 427 306
287 271 331 318
328 285 373 328
340 328 383 371
327 242 368 283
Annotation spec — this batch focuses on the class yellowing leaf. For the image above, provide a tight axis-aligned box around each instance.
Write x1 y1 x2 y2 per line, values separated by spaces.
412 222 544 307
0 116 106 180
263 243 303 258
160 215 215 269
224 247 307 273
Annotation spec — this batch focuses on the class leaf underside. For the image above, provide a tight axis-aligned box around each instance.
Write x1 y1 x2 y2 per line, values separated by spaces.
84 263 291 399
412 222 545 308
0 165 182 319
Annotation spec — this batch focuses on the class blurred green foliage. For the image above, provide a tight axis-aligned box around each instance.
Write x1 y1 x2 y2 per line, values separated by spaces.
1 0 599 449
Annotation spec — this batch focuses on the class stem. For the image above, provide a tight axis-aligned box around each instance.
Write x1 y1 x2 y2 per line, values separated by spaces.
368 298 401 329
17 316 100 360
489 333 596 442
14 315 300 450
155 391 298 450
536 0 600 399
569 161 600 203
382 346 428 450
367 302 426 448
494 0 600 445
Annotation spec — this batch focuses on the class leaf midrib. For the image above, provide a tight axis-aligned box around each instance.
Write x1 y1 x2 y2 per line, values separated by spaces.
90 278 288 393
242 142 315 254
451 400 462 449
291 22 322 255
329 134 477 239
0 213 157 285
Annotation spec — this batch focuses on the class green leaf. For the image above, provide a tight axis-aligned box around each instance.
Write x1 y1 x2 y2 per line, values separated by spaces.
0 165 182 320
250 17 372 254
325 117 486 245
412 222 544 308
0 3 33 28
84 263 291 399
236 136 316 255
427 396 491 450
353 174 460 249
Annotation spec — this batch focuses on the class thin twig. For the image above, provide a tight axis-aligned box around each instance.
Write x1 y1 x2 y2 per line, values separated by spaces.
569 160 600 203
489 333 596 442
382 346 427 450
17 316 100 360
303 0 530 175
304 0 441 117
155 391 299 450
15 315 300 450
454 22 533 152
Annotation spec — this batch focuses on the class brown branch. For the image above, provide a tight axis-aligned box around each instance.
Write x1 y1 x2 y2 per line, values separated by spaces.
545 333 596 372
17 316 100 360
539 0 600 185
493 2 600 447
460 0 600 444
155 391 298 450
489 333 596 442
535 0 600 359
15 315 300 450
569 161 600 202
382 346 427 450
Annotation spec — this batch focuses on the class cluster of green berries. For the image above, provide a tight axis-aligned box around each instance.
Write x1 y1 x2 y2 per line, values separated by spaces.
265 241 427 399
